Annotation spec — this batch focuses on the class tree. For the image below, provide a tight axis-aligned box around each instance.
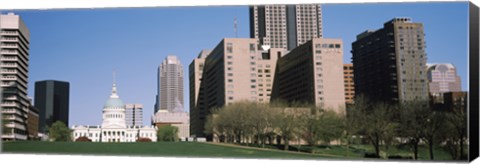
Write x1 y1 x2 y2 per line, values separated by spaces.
300 107 344 147
271 101 305 151
398 100 430 160
48 121 71 141
157 125 179 142
421 110 445 160
350 96 397 158
443 108 467 160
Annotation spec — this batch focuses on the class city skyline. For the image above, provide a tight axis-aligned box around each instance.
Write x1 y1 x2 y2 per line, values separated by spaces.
4 2 469 126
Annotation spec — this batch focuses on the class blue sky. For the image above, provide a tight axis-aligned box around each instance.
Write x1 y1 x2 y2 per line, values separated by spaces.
5 2 469 126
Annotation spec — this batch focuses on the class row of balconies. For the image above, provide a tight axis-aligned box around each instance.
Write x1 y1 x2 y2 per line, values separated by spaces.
0 31 18 35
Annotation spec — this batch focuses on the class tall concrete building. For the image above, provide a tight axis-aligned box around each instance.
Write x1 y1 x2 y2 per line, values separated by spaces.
190 38 285 138
125 104 143 126
189 50 210 137
34 80 70 133
272 38 345 113
250 4 323 50
351 18 428 103
343 64 355 106
155 55 184 113
426 63 461 94
1 13 31 140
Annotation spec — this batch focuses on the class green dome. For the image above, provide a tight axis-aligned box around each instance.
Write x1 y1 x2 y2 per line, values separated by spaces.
104 98 124 108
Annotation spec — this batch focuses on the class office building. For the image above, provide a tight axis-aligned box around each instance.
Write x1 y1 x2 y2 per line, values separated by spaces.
27 98 39 140
272 38 345 113
443 91 467 112
343 64 355 106
125 104 143 126
1 13 31 140
72 77 157 142
190 38 285 138
34 80 70 133
155 55 184 113
250 4 323 50
351 18 428 103
152 110 190 140
189 49 211 137
427 63 462 93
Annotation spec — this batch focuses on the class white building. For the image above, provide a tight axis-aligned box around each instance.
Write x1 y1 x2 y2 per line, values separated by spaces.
71 79 157 142
1 13 31 141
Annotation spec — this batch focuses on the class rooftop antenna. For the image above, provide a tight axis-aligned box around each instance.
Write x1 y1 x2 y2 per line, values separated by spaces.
113 70 116 84
234 17 238 38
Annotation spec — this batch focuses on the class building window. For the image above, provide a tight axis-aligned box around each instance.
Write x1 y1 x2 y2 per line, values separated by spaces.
227 73 233 77
250 44 256 53
227 56 233 59
315 50 321 54
227 43 233 53
227 61 233 65
251 85 256 89
335 44 341 48
228 79 233 82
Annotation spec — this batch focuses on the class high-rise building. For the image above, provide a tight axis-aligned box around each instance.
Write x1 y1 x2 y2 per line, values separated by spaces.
1 13 31 140
189 49 210 137
343 64 355 106
427 63 462 93
272 38 345 113
34 80 70 133
125 104 143 126
351 18 428 103
250 4 323 50
190 38 285 138
155 55 184 113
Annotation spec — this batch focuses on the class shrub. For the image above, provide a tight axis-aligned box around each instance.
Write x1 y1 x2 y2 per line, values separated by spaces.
136 137 152 142
75 136 92 142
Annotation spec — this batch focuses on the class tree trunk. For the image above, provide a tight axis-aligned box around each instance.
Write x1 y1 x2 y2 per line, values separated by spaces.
373 136 380 158
460 137 464 159
284 137 289 151
429 140 434 160
413 141 418 160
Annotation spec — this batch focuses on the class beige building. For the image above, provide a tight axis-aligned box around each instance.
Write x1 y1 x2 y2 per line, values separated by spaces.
250 4 323 50
152 110 190 140
272 38 345 113
1 13 31 141
189 38 286 138
343 64 355 105
189 50 210 137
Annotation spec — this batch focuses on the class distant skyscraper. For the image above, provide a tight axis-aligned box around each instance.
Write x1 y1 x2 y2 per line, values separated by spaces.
250 4 323 50
272 38 345 113
155 55 184 113
343 64 355 106
351 18 428 103
1 13 31 140
427 63 462 93
34 80 70 133
125 104 143 126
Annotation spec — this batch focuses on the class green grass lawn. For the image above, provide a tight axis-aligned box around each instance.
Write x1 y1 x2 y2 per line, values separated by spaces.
1 141 334 159
1 141 456 161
